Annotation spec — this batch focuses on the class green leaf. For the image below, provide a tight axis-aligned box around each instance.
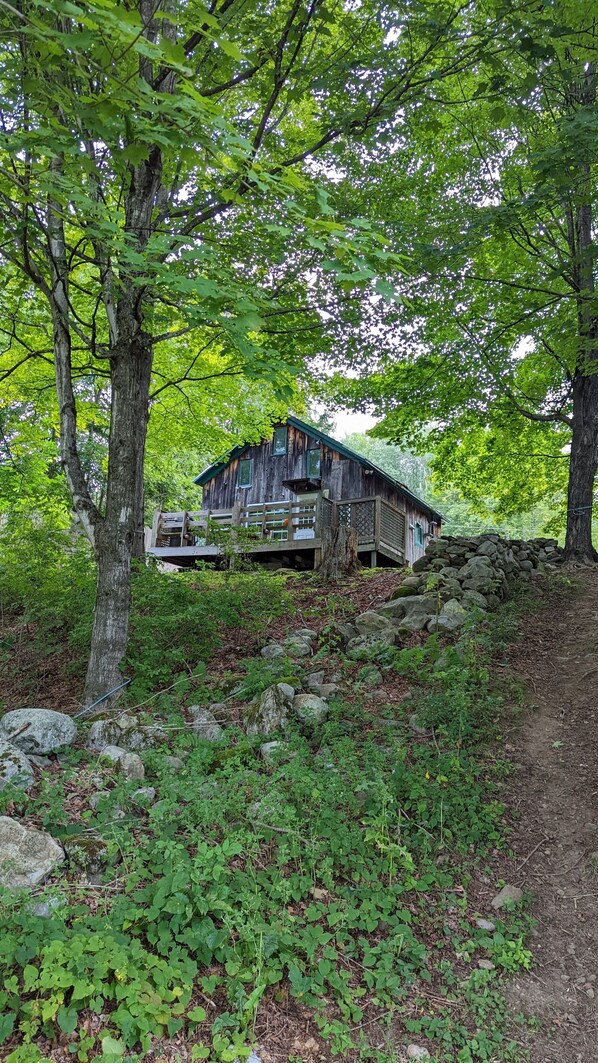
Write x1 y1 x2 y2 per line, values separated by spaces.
215 37 243 60
187 1006 207 1023
0 1013 15 1044
99 1035 125 1058
57 1007 78 1035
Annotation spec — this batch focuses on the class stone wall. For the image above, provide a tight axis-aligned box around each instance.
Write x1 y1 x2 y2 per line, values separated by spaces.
374 534 564 634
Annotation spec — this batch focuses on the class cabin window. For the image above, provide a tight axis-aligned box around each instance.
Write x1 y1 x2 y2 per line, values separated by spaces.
237 458 253 488
273 426 287 455
414 521 424 549
306 447 321 478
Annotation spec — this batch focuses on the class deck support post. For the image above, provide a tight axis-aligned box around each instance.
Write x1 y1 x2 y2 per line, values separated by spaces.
370 550 377 568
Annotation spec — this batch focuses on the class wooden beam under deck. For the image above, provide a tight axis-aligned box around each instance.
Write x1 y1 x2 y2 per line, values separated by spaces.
148 538 322 562
148 537 403 568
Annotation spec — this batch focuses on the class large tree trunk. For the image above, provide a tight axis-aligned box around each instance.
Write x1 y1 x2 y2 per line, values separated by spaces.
84 333 153 704
564 372 598 562
318 525 360 579
563 65 597 562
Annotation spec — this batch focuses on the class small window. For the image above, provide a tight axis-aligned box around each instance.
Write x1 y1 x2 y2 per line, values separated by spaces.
273 426 287 455
414 522 424 549
306 447 321 478
237 458 253 488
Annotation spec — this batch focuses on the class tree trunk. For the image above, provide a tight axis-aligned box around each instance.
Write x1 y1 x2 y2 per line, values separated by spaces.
318 525 360 579
564 372 598 562
85 533 133 706
84 333 153 704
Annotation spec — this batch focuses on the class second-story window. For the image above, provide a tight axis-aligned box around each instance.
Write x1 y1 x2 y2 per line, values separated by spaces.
306 447 321 478
273 426 287 455
238 458 253 488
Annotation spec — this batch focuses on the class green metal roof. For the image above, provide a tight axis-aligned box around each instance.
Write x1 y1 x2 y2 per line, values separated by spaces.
193 444 250 487
194 415 442 522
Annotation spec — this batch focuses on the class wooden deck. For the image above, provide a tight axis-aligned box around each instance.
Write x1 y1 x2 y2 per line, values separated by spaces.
147 496 406 569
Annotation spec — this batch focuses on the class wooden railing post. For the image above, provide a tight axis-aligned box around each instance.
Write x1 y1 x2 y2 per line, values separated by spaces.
150 509 161 548
374 498 381 550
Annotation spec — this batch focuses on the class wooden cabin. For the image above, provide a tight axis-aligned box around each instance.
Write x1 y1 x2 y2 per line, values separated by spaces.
148 416 442 569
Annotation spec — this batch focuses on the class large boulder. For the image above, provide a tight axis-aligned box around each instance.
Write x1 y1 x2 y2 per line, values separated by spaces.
295 628 317 640
319 682 339 698
64 832 109 874
391 576 423 599
245 683 293 738
458 556 495 581
292 693 328 726
0 740 34 791
461 589 489 611
329 621 358 647
429 598 469 633
260 643 284 661
119 753 145 781
188 706 225 742
282 634 312 658
306 670 325 691
98 745 126 763
87 712 164 753
377 594 436 632
346 629 396 660
397 606 435 633
476 540 499 558
354 611 395 636
0 708 76 755
0 816 64 888
376 595 428 619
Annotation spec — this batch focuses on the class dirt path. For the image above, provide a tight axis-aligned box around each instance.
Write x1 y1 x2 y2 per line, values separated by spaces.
504 573 598 1062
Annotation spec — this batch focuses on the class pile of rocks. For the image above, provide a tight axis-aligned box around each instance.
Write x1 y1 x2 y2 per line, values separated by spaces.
372 534 563 634
260 628 318 660
0 708 78 889
86 711 165 755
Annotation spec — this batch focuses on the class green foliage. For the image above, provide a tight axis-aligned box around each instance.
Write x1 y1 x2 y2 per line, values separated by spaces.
0 893 198 1056
0 526 94 695
126 564 289 698
325 4 598 538
0 526 288 702
341 432 560 539
0 608 532 1060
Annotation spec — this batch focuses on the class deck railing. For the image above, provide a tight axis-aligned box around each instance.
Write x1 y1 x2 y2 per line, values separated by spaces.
152 498 320 548
150 495 406 557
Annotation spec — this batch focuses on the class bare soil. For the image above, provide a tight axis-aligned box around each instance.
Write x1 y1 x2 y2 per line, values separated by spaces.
504 572 598 1062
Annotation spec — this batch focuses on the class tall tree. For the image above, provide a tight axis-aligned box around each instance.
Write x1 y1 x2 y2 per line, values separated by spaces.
326 3 598 558
0 0 496 700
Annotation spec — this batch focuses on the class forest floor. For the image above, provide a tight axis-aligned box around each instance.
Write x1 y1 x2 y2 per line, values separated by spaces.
501 572 598 1062
2 566 598 1062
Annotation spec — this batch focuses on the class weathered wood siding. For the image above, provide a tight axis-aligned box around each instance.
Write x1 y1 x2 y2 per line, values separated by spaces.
201 423 439 562
201 424 328 510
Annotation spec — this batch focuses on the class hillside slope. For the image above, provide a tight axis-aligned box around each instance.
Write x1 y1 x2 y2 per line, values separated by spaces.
0 547 596 1062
